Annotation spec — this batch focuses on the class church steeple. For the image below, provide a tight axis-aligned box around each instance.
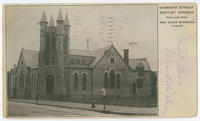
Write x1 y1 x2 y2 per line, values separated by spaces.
64 12 70 25
40 10 47 23
49 15 55 26
57 9 63 22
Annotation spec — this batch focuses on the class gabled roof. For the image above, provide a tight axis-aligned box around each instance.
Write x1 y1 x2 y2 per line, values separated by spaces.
70 49 95 57
70 44 112 67
129 58 151 71
89 44 112 67
21 49 39 69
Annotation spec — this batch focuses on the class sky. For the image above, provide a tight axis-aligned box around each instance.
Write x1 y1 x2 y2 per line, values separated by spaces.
6 5 157 71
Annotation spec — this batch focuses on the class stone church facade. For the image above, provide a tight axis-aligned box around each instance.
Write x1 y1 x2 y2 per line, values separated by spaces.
7 10 157 100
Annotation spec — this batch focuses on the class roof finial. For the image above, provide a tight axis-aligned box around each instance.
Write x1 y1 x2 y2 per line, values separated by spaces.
57 8 63 21
64 12 70 25
40 10 47 22
49 15 55 26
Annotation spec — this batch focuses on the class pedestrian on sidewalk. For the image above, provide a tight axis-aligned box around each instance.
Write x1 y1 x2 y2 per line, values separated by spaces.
101 88 107 111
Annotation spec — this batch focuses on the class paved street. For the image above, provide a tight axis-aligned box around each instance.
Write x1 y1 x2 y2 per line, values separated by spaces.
8 101 122 117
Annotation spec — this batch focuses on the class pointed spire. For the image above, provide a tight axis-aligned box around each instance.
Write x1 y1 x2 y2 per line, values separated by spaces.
57 9 63 21
64 12 70 25
40 10 47 22
49 15 55 26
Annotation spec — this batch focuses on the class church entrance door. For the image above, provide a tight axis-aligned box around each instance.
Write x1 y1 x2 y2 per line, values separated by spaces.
46 75 54 95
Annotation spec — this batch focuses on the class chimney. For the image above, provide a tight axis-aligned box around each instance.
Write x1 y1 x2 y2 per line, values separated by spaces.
124 49 129 64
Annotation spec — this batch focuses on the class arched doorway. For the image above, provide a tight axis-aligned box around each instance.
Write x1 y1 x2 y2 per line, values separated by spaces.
46 75 54 95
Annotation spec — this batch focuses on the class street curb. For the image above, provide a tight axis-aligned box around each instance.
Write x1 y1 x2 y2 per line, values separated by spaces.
9 100 157 116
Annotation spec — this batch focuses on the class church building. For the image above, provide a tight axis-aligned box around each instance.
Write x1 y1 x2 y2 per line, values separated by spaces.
7 9 157 100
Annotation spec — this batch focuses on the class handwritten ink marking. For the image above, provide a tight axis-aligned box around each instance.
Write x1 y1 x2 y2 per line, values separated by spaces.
162 36 188 116
162 95 173 116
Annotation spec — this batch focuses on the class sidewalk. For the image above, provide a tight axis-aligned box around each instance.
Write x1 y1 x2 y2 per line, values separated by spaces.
9 99 158 115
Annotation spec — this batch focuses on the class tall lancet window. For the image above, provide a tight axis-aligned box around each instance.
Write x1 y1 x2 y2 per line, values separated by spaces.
104 72 109 89
110 69 115 89
82 73 87 91
74 73 78 90
46 36 50 54
117 73 120 89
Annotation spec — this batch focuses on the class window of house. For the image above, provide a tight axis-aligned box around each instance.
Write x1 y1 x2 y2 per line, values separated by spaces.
52 58 55 65
74 73 78 90
81 59 85 65
117 73 120 89
21 71 24 89
110 69 115 89
76 59 80 65
46 59 49 66
19 75 21 89
136 79 143 88
34 73 37 90
71 59 74 65
104 72 109 89
132 83 136 94
110 58 115 64
138 71 144 76
14 77 17 88
82 73 87 91
32 74 34 89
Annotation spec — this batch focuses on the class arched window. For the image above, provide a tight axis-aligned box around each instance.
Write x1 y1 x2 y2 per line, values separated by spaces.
136 79 143 88
71 58 74 65
32 74 34 89
117 73 120 89
104 72 109 89
52 57 55 65
76 59 80 65
74 73 78 90
82 73 87 90
110 69 115 89
21 71 24 89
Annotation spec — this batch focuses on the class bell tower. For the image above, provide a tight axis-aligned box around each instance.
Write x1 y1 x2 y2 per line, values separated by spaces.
38 9 71 97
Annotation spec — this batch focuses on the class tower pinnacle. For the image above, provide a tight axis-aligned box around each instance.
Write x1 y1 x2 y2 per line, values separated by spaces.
49 15 55 26
57 9 63 21
40 10 47 22
64 12 70 25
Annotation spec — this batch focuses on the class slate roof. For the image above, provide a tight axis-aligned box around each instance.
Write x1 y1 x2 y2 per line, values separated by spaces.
129 58 151 71
18 45 151 71
22 49 39 69
70 44 112 67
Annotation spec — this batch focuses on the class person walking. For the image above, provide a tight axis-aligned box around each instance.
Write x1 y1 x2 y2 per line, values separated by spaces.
101 88 107 111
